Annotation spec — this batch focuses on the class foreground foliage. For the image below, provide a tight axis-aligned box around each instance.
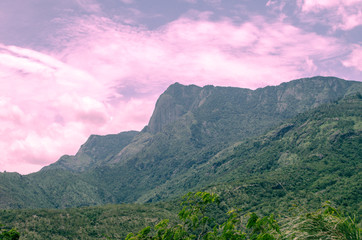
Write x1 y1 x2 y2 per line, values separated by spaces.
0 224 19 240
127 192 281 240
284 203 361 240
0 192 360 239
126 192 361 240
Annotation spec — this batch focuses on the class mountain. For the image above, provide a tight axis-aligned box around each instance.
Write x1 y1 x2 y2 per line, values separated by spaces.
144 94 361 214
0 76 361 210
45 76 359 172
0 81 361 240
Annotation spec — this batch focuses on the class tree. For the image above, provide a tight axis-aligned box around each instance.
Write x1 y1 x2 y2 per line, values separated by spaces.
125 192 282 240
0 224 20 240
125 192 361 240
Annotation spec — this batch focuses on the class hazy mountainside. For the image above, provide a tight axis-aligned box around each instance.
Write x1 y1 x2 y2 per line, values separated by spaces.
0 76 361 210
0 92 361 240
41 131 138 172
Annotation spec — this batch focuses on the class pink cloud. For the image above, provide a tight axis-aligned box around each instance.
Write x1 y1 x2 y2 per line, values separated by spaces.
298 0 362 31
0 13 359 174
120 0 133 4
76 0 102 13
183 0 198 3
0 43 155 174
57 15 348 89
343 45 362 71
300 0 361 12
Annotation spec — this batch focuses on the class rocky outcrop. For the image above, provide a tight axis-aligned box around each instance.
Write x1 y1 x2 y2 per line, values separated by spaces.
147 83 202 134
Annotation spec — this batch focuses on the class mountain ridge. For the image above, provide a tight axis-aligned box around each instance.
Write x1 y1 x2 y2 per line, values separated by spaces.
32 76 362 173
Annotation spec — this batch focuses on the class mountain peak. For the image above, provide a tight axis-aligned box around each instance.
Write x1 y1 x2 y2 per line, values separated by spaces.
147 77 360 134
147 83 202 133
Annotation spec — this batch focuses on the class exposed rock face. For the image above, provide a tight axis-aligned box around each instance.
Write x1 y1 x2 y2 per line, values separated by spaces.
147 76 357 136
147 83 202 134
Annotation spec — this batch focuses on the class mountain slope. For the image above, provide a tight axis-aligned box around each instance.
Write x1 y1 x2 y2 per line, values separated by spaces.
87 76 360 203
46 76 359 173
139 94 361 215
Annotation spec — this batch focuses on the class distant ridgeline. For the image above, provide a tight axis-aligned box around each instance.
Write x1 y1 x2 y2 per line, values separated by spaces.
0 76 361 217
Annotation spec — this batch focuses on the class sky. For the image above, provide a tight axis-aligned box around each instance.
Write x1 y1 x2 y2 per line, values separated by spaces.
0 0 361 174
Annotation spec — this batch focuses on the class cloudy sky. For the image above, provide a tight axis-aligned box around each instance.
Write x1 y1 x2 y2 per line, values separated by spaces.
0 0 361 174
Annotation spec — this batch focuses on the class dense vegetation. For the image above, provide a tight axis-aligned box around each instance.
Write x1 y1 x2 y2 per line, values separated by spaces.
0 203 177 239
126 192 361 240
1 192 360 239
0 224 19 240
